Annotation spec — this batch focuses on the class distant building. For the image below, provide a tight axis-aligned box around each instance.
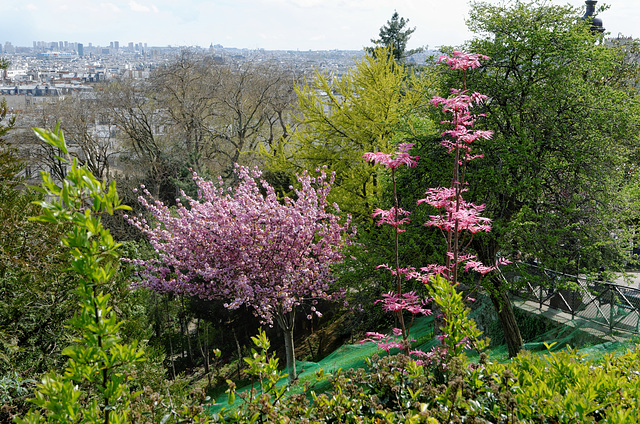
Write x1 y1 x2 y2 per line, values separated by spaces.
78 43 84 57
3 42 14 54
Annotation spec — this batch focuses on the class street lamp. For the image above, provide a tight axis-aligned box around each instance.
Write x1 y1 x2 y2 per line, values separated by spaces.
581 0 605 33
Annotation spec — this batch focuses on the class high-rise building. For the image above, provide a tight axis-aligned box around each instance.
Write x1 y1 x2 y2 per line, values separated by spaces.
114 41 119 50
78 43 84 57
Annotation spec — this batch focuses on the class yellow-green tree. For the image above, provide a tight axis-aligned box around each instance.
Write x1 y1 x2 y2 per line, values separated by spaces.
269 48 436 221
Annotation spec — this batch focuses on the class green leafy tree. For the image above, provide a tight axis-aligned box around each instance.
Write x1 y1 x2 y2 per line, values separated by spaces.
423 0 640 356
15 125 144 424
366 11 424 62
0 59 9 74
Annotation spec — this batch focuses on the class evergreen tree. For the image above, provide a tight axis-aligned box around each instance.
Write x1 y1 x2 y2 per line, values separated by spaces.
367 11 423 62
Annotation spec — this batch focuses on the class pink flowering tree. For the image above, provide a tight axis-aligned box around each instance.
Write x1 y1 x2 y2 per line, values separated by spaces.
417 51 504 285
415 52 506 362
362 144 431 353
362 52 504 365
127 165 351 383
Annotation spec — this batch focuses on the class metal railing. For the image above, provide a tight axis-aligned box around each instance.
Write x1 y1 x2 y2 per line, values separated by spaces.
503 263 640 334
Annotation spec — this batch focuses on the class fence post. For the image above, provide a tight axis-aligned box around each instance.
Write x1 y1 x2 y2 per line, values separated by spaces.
539 285 543 310
609 285 614 332
571 289 575 320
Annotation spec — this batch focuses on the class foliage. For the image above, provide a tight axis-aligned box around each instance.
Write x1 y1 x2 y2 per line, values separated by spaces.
216 330 288 423
0 373 36 422
15 125 144 423
214 329 640 423
423 275 486 363
459 0 640 272
366 11 424 62
408 0 640 357
0 105 86 384
361 52 494 366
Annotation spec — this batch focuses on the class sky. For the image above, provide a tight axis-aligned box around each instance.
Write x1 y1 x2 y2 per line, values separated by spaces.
0 0 638 51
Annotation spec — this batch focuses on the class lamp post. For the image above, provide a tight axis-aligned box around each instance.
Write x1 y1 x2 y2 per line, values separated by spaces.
581 0 605 33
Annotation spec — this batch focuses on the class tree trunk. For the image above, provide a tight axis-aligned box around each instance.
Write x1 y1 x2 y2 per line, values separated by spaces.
475 237 524 357
165 298 176 379
275 310 297 384
232 328 242 379
197 318 210 375
486 274 523 358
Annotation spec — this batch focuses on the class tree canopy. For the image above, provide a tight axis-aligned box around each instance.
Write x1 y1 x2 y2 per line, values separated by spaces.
409 0 640 356
128 166 351 382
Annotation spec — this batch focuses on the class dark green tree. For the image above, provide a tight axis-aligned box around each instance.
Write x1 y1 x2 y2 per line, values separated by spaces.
15 126 145 424
367 11 424 62
421 0 640 357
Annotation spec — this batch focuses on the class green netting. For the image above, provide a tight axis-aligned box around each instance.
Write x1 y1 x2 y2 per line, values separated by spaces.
471 293 640 362
212 298 640 412
211 315 436 411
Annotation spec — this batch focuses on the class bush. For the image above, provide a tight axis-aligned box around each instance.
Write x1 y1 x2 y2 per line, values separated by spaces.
215 330 640 423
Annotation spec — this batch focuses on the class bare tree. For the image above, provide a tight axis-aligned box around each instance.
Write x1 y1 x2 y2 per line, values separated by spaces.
150 52 299 178
11 98 69 182
56 95 120 182
149 51 223 173
213 61 299 173
101 78 175 200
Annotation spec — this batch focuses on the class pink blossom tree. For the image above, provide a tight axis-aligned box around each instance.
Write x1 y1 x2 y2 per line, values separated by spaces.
417 52 499 285
127 165 351 383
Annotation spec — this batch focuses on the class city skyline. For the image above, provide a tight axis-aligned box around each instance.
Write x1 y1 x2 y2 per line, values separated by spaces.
1 0 638 52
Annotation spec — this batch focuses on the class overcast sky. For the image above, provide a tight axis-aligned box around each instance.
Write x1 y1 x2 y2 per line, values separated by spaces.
0 0 637 51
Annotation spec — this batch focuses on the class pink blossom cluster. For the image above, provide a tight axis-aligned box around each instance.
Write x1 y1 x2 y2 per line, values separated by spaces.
360 328 415 353
127 165 351 325
438 51 490 71
371 207 411 231
430 90 493 162
374 291 432 316
419 187 491 234
361 143 418 169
